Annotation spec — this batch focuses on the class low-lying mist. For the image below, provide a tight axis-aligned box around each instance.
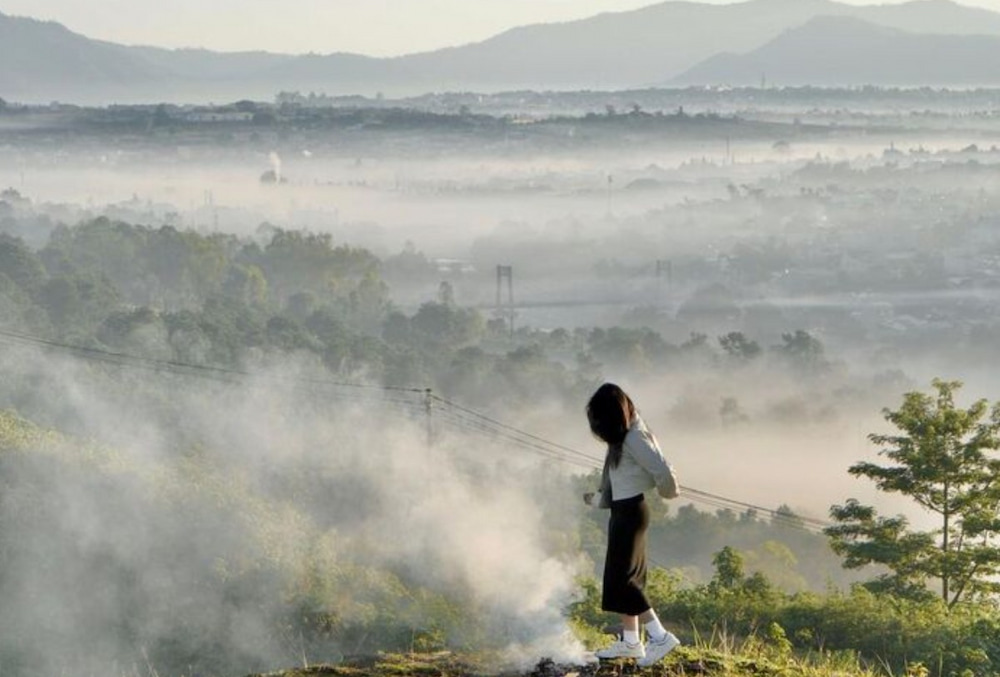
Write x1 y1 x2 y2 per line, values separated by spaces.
4 92 1000 675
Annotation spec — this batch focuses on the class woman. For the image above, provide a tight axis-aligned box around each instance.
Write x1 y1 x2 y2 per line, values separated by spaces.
584 383 680 665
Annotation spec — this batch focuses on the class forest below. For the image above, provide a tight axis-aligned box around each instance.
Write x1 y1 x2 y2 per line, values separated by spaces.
1 207 999 677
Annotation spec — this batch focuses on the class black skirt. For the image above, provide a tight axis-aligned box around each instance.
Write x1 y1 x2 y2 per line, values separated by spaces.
601 493 651 615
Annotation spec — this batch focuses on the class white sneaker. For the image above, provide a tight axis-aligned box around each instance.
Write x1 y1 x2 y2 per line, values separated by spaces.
595 638 645 660
637 631 680 666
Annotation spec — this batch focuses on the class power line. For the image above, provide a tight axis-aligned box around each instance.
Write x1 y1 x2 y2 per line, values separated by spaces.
683 487 832 530
432 401 602 467
431 401 831 532
434 409 600 470
431 394 601 465
433 408 595 466
0 327 427 395
0 326 834 532
429 396 830 531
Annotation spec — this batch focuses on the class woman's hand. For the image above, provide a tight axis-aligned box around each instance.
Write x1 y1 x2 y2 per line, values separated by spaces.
583 492 595 506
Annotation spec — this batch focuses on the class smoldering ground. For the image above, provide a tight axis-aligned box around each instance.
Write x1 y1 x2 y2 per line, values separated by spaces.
0 344 589 676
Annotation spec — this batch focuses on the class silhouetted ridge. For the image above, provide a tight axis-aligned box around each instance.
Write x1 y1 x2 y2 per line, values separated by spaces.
4 0 1000 102
675 15 1000 86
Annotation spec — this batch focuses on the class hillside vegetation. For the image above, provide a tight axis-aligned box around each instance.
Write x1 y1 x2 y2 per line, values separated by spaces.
2 211 1000 676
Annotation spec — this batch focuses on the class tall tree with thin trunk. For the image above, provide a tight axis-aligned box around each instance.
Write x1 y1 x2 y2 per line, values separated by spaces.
826 379 1000 607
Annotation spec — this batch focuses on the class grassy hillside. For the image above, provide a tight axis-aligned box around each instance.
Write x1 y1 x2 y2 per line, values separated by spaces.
0 406 891 677
2 365 999 675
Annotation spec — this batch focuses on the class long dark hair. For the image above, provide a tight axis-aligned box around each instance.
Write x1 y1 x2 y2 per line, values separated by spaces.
586 383 636 468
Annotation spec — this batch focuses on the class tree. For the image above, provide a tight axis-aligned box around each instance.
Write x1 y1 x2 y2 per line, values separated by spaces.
710 546 745 592
719 331 761 363
719 397 748 426
38 271 119 332
249 229 381 303
587 326 671 371
775 330 826 374
438 281 455 307
221 264 268 307
0 233 46 294
410 302 484 349
826 379 1000 607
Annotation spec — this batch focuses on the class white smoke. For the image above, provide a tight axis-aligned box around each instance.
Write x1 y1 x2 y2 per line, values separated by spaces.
0 345 590 675
269 151 283 183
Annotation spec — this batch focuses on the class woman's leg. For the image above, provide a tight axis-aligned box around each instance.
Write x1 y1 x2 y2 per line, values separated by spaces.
597 497 656 660
638 609 666 639
624 609 664 641
621 614 640 644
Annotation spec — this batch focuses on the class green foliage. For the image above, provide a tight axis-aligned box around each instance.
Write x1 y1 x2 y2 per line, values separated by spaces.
586 326 675 371
826 500 936 601
409 302 485 350
827 379 1000 607
568 547 1000 675
711 545 746 591
765 621 793 658
36 270 120 332
0 215 851 415
775 330 827 375
641 502 850 592
7 205 1000 677
381 241 439 288
222 262 269 306
0 268 39 331
0 233 46 294
608 545 1000 677
248 228 383 307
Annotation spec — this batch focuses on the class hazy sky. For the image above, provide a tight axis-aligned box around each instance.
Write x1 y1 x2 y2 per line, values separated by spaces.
2 0 1000 56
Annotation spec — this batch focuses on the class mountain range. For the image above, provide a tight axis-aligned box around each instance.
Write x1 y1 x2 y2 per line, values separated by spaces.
676 15 1000 87
2 0 1000 104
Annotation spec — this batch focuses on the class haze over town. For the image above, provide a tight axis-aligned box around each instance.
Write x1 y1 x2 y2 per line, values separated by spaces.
3 1 1000 676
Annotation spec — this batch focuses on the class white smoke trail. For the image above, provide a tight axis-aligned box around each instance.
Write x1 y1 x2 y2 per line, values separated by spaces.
0 346 591 674
269 151 283 183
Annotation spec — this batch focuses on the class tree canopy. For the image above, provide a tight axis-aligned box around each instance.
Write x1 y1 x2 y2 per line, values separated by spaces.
827 379 1000 607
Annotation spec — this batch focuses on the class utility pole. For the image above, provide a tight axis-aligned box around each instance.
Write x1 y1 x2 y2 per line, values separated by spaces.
496 265 514 339
424 388 434 447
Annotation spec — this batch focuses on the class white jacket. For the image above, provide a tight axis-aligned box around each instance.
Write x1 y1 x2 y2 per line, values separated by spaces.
591 416 679 508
